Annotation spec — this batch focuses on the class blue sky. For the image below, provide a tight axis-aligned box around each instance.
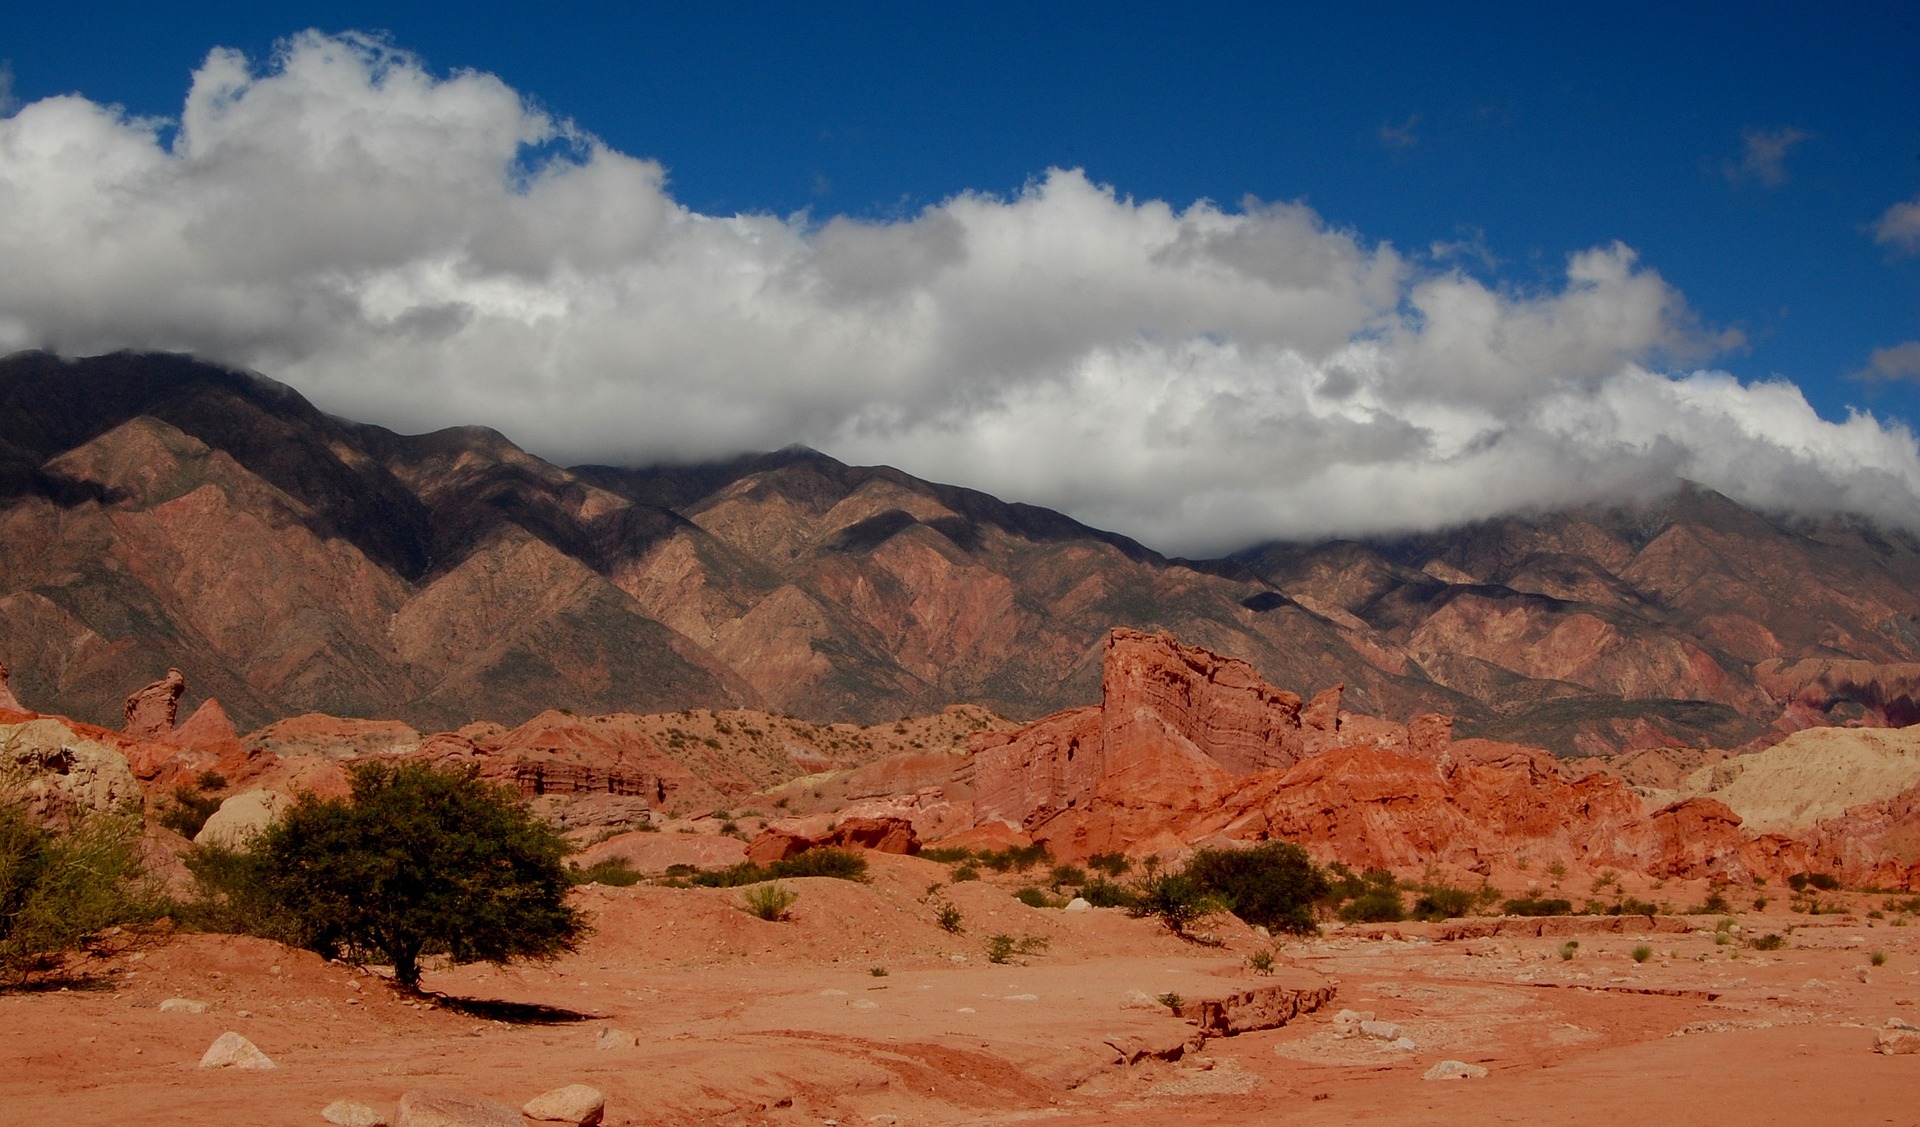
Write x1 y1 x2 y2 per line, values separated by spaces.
2 3 1919 548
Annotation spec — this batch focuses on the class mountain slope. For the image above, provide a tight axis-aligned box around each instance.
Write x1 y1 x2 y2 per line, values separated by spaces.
4 350 1919 753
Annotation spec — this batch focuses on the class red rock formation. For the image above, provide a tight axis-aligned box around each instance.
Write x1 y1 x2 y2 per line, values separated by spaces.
746 814 920 863
123 669 185 739
964 627 1874 884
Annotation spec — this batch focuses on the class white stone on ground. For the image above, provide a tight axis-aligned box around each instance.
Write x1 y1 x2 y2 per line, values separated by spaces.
522 1083 606 1125
198 1031 275 1070
158 997 208 1013
321 1099 388 1126
393 1089 522 1127
1424 1059 1489 1081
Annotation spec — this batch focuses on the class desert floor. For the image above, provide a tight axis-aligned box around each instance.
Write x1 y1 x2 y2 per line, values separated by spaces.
5 854 1918 1126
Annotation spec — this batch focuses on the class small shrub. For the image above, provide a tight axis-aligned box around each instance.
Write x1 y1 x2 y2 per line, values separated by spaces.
1128 872 1225 937
1632 944 1653 963
1048 865 1087 889
1340 889 1405 923
1591 870 1620 893
920 847 974 864
985 934 1048 964
1014 886 1054 908
1247 949 1276 976
742 883 798 921
869 965 888 977
567 859 643 887
1697 891 1732 915
1748 932 1786 951
1080 878 1137 909
1412 882 1478 921
935 902 964 933
1752 896 1769 911
1558 940 1579 961
951 863 980 883
1872 950 1889 967
195 770 228 792
1 805 155 986
1155 991 1183 1011
771 848 868 882
1503 897 1574 917
1087 852 1131 877
1611 897 1660 918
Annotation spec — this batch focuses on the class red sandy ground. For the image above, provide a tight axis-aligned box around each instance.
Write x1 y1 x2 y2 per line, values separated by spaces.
4 854 1918 1126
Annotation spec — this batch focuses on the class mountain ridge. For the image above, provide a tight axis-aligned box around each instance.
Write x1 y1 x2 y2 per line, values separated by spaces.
4 349 1919 754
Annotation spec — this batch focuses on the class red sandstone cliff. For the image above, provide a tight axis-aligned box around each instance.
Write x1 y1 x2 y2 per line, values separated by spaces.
965 628 1920 888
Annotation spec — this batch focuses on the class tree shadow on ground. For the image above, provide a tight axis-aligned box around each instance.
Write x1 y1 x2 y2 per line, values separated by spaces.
424 993 602 1025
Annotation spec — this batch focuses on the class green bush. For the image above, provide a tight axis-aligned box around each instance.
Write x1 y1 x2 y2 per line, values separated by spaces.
190 760 582 991
741 883 797 921
1048 864 1087 889
935 902 964 933
1079 878 1137 909
1747 932 1786 950
951 863 981 882
984 933 1048 964
1014 886 1053 908
157 783 223 839
1631 944 1653 963
0 804 155 986
1086 852 1131 877
567 859 643 887
1502 896 1574 917
1340 889 1405 923
689 848 870 888
1183 842 1330 935
770 847 868 882
1411 882 1479 921
920 847 974 864
1128 872 1225 937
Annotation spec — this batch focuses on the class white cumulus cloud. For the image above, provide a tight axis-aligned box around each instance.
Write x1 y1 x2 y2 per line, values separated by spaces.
2 31 1918 553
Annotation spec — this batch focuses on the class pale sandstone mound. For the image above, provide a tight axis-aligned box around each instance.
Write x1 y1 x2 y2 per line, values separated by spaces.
1666 725 1920 834
0 717 142 822
193 789 291 848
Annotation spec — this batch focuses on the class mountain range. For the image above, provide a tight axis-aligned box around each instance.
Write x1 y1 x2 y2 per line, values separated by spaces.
4 349 1918 755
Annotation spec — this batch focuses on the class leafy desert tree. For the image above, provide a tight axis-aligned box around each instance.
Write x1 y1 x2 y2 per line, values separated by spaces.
1182 841 1332 935
221 761 583 991
0 801 153 986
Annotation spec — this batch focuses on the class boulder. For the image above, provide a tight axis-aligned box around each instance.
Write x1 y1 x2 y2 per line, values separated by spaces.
198 1031 275 1070
522 1083 606 1125
193 789 291 848
394 1089 522 1127
1424 1059 1488 1080
322 1100 390 1126
595 1027 637 1050
158 997 209 1014
123 669 185 740
1876 1021 1920 1055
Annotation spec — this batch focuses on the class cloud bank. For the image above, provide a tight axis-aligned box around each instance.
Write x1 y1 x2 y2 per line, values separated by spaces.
2 32 1918 554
